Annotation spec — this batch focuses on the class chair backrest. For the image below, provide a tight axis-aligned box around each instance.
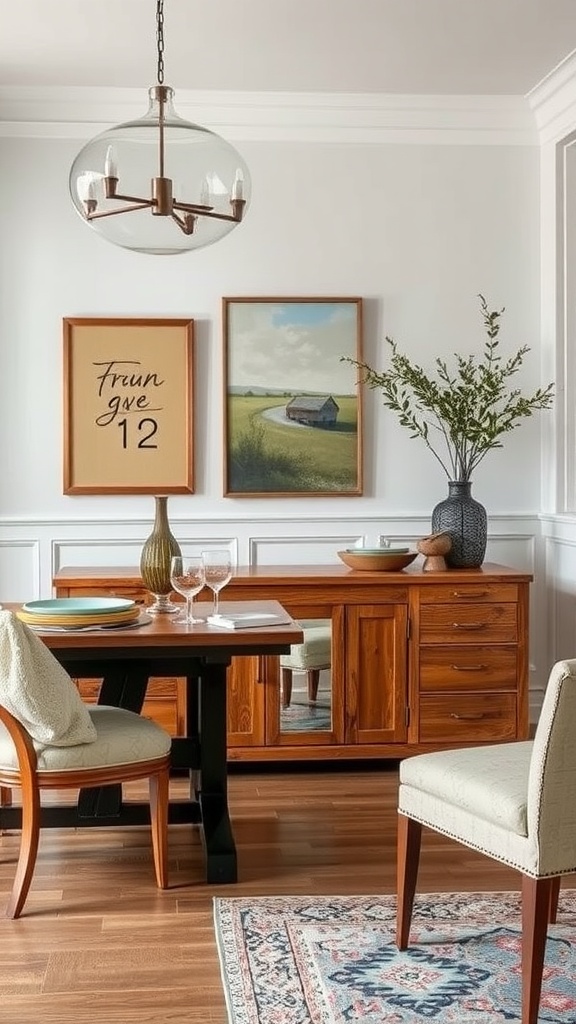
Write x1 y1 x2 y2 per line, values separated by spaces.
0 609 96 746
527 658 576 874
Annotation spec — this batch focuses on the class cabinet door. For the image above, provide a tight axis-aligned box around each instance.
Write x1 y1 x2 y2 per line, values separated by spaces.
264 607 344 747
227 656 265 747
346 604 408 744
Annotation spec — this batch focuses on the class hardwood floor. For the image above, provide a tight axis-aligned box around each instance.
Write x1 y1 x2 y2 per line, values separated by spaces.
1 765 574 1023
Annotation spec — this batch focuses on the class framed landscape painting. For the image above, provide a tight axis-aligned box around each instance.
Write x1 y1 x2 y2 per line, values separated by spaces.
223 297 363 497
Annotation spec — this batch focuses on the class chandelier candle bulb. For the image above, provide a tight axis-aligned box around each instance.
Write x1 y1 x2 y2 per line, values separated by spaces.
232 170 244 201
104 146 117 178
78 177 96 203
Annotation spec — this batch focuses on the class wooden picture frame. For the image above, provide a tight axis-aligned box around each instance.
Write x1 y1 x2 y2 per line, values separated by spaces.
223 297 363 497
63 317 194 494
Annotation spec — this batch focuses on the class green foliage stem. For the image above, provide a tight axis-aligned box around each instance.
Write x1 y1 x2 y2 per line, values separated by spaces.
344 295 554 482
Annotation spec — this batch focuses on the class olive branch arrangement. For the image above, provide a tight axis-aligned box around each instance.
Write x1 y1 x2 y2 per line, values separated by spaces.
344 295 554 482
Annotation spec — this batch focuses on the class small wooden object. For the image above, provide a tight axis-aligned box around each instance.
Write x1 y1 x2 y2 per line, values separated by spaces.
417 532 452 572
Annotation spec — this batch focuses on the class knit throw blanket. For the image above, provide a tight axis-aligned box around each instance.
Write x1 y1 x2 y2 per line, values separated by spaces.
0 609 96 746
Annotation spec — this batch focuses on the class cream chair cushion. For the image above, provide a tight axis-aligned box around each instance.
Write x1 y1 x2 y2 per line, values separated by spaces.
280 619 331 671
0 609 96 746
0 705 172 772
400 741 532 834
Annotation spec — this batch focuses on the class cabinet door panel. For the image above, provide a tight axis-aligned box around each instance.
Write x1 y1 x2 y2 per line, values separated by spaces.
265 609 344 747
227 656 265 747
346 604 408 744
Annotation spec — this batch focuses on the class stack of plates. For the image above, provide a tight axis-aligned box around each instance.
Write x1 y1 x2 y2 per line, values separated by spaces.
18 597 141 629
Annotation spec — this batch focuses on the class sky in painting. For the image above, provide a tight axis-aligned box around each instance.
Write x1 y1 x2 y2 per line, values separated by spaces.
226 301 360 393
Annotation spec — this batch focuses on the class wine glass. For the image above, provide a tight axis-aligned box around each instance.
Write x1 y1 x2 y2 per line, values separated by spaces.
169 556 206 625
202 549 233 617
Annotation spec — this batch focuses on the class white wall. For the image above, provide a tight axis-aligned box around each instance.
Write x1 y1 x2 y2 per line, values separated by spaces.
529 55 576 677
0 89 555 710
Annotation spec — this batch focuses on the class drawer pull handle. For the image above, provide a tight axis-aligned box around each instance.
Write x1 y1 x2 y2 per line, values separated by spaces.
450 712 486 720
451 590 489 599
450 663 487 672
452 622 488 631
255 656 264 686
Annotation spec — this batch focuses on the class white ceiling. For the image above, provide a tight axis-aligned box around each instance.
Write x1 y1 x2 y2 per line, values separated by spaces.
1 0 575 97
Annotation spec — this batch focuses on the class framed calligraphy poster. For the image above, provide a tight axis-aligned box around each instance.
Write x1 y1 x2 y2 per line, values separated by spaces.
63 317 194 494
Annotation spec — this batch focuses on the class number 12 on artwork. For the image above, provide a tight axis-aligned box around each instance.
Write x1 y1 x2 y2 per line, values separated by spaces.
117 417 159 449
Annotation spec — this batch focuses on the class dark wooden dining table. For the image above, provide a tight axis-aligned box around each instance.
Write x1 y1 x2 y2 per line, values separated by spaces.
0 600 303 884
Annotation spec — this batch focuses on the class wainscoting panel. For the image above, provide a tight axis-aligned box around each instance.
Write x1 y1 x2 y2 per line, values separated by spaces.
0 540 40 603
545 536 576 663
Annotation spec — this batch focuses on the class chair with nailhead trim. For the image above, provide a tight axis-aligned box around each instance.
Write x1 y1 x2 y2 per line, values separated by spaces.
396 658 576 1024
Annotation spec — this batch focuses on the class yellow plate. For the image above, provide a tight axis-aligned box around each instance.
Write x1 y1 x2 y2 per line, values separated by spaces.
18 606 141 628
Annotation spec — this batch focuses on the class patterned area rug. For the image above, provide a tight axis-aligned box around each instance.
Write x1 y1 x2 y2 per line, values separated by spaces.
280 698 331 732
214 891 576 1023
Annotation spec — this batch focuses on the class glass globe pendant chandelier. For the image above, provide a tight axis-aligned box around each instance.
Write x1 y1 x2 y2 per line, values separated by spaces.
69 0 251 255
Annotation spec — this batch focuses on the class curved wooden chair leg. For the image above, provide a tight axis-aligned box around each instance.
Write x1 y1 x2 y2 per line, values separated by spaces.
548 875 561 924
307 669 320 702
281 668 292 708
522 874 553 1024
6 778 41 919
149 765 170 890
396 813 422 950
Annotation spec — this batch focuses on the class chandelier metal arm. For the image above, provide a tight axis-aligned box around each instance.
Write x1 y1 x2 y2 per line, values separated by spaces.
104 186 158 206
86 201 155 221
173 199 246 223
171 211 195 235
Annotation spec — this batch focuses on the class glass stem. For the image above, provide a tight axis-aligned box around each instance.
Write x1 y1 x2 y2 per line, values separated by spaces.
213 589 219 616
187 595 194 622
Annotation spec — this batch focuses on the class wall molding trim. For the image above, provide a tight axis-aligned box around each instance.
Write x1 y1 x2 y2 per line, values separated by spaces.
528 50 576 144
0 86 537 145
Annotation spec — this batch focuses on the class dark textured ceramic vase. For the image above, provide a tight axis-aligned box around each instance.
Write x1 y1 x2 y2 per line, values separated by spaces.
431 480 487 569
139 495 182 613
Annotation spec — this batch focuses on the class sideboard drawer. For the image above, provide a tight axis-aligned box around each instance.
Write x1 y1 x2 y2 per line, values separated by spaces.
419 584 518 604
419 604 517 643
419 693 517 742
419 645 518 691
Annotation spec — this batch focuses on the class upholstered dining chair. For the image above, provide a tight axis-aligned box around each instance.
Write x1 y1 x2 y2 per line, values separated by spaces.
280 618 331 708
396 657 576 1024
0 609 171 918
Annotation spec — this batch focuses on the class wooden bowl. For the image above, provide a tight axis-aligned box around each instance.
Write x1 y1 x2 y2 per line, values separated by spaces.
337 550 417 572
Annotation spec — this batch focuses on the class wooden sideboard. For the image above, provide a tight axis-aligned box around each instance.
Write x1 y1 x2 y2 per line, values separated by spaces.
54 562 531 762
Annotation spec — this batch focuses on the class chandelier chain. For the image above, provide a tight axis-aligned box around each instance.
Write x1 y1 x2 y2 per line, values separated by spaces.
156 0 165 85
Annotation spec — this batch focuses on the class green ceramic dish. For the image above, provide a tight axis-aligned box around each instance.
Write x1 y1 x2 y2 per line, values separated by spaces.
22 597 136 616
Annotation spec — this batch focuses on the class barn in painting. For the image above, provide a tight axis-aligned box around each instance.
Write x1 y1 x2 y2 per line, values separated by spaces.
285 395 339 427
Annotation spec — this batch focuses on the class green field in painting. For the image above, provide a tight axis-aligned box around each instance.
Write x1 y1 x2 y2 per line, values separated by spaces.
227 395 359 493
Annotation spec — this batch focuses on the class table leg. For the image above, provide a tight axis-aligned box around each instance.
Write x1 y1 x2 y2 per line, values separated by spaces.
198 661 238 883
78 670 149 818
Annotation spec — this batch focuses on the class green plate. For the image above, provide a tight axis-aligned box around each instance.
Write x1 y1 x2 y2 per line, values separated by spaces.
22 598 136 616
